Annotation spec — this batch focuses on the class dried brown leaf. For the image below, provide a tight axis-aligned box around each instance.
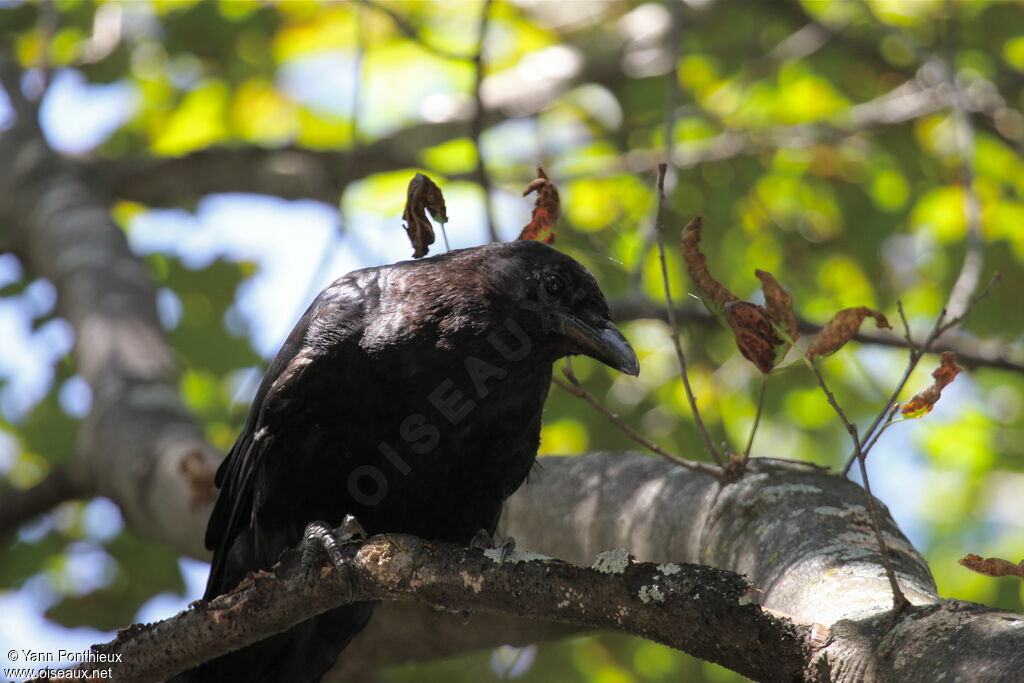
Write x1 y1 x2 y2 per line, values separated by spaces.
806 306 892 358
724 301 783 374
901 351 962 418
517 167 560 244
755 269 799 343
678 221 792 373
680 215 740 321
402 173 447 258
959 553 1024 580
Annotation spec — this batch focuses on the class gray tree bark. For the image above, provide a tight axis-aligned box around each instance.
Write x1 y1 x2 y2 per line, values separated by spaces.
331 455 1024 682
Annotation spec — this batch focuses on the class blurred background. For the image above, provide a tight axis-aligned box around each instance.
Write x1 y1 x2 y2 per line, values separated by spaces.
0 0 1022 681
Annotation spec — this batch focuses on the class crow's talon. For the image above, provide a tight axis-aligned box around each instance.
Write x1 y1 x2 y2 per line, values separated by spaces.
469 530 516 563
497 536 516 563
302 515 366 573
469 528 495 550
337 514 367 543
301 517 368 598
302 520 347 571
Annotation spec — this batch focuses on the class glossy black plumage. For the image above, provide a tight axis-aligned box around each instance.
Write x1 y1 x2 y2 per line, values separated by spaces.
188 241 638 682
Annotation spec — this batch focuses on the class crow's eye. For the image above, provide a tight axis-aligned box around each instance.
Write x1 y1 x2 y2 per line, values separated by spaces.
544 274 564 296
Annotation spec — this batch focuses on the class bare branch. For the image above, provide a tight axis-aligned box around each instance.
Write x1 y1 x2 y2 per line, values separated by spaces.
652 167 724 465
62 533 806 683
843 272 1000 474
797 353 909 612
608 299 1023 374
554 363 723 480
852 437 912 614
359 0 472 62
0 467 83 539
896 300 916 354
743 375 767 462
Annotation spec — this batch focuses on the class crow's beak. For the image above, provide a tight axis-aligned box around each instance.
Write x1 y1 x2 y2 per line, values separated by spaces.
563 316 640 376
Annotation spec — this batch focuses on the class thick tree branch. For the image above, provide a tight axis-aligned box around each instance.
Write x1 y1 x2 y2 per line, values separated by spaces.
94 28 631 210
94 128 474 208
325 454 1024 681
54 455 1024 683
62 534 806 683
97 68 999 223
0 78 217 556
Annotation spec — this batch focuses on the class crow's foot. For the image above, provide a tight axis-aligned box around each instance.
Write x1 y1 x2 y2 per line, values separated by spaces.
495 536 516 563
469 529 516 562
301 515 367 594
469 528 494 551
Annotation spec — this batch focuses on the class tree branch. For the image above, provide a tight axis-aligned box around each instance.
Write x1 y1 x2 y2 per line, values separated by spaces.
95 130 473 208
0 467 82 539
61 533 806 683
608 299 1022 374
0 70 218 556
51 454 1024 683
554 363 723 479
332 454 1024 681
94 48 1007 218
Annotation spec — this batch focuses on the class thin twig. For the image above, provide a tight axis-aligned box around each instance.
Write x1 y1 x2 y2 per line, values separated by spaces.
896 300 915 354
359 0 471 62
853 431 912 614
470 0 498 243
554 362 723 480
944 48 985 323
631 6 683 295
38 0 58 93
834 13 995 482
800 352 910 611
842 272 1000 475
742 375 767 462
936 272 1000 338
663 0 683 173
651 164 724 466
803 356 861 446
860 403 901 458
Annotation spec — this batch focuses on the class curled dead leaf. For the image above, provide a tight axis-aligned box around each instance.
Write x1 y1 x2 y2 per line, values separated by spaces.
679 221 795 373
755 270 799 344
959 553 1024 580
680 215 740 321
901 351 962 418
724 302 783 374
402 173 448 258
517 167 560 244
806 306 891 358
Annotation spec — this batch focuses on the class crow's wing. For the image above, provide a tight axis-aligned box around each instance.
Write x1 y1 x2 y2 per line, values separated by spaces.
203 274 372 598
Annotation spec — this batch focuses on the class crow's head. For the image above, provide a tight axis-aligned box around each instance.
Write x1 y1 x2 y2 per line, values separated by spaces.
482 241 640 377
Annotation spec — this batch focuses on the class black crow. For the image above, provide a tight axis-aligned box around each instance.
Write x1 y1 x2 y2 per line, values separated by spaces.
189 240 638 681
